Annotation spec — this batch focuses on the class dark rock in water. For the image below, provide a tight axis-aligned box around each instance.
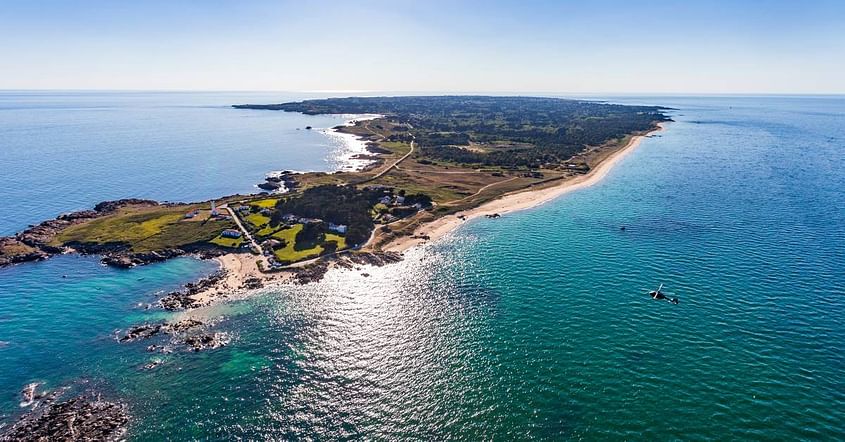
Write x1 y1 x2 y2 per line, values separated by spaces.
119 319 204 343
102 255 134 269
20 382 44 406
257 181 282 191
141 359 164 370
1 392 128 442
184 333 227 352
119 323 163 342
165 319 203 333
305 125 312 130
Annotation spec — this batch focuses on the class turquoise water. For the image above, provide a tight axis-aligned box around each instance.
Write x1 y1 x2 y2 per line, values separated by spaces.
0 91 365 234
1 96 844 439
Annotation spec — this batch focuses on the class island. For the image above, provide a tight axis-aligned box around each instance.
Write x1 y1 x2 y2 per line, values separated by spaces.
0 96 670 303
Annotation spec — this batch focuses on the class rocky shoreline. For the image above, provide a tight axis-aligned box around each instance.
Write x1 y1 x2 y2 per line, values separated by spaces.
0 198 159 267
1 384 128 442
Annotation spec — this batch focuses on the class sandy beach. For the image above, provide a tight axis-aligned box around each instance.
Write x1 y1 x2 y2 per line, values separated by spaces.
382 123 667 253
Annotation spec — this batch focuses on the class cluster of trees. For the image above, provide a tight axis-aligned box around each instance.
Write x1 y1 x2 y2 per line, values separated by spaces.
272 185 383 246
239 96 671 168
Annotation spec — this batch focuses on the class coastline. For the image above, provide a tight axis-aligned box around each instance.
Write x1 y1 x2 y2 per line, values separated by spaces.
193 122 667 304
382 123 667 253
0 121 667 310
322 114 383 172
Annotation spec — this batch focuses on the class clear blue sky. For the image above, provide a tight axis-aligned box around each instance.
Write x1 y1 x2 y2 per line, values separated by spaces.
1 0 843 93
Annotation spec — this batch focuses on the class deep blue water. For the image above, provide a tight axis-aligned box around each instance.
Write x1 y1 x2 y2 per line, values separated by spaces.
1 94 843 440
0 90 367 235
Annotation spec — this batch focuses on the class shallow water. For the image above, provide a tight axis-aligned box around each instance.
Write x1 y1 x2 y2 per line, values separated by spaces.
1 95 844 439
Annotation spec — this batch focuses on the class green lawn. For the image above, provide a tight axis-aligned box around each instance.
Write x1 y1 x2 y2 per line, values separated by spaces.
209 234 244 248
325 233 346 250
245 212 271 229
54 205 234 252
250 198 278 208
272 225 323 262
265 224 350 264
255 225 278 237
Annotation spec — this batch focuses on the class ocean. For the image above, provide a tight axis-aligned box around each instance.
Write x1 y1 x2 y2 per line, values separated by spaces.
1 93 843 440
0 90 371 235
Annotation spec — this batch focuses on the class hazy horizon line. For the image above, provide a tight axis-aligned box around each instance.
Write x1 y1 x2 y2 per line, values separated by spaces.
2 89 844 98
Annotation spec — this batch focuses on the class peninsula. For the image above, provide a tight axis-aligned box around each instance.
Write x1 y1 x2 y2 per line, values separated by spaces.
0 96 670 303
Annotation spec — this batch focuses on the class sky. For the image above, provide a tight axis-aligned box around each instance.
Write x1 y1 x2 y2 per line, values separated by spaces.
1 0 843 94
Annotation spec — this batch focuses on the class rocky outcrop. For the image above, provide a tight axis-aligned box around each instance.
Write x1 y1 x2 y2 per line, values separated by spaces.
101 248 185 269
260 172 298 192
119 318 206 344
118 319 227 353
159 271 228 310
118 319 205 343
0 198 161 268
345 251 403 267
0 238 50 266
257 180 282 191
184 333 228 352
242 277 264 289
289 251 403 284
1 390 128 442
92 198 158 213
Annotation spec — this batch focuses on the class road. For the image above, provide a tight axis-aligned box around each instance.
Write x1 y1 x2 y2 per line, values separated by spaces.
360 137 415 183
222 204 265 259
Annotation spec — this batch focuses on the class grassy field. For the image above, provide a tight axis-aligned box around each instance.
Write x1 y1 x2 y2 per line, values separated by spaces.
265 224 349 263
53 205 234 252
209 234 244 248
250 198 278 208
325 233 346 249
244 212 271 229
271 224 323 262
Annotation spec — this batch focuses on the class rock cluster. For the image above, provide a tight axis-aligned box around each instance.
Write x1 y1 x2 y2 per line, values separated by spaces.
117 319 227 353
242 277 264 289
101 248 185 268
0 238 49 266
184 333 228 352
118 319 204 343
1 391 128 442
159 271 228 310
290 251 403 284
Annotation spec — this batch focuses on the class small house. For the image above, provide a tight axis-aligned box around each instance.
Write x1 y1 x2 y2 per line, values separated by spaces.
221 229 242 239
328 223 348 234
